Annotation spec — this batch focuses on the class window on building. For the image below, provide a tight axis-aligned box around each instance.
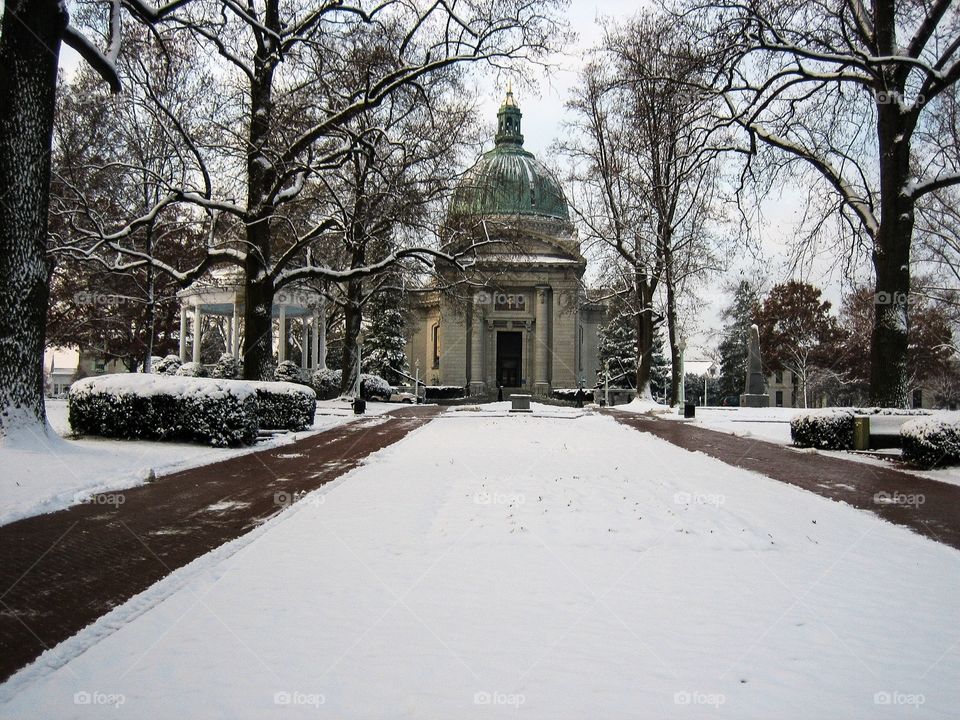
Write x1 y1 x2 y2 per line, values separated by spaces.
912 389 923 408
431 323 440 369
775 390 783 407
775 369 783 384
95 359 106 373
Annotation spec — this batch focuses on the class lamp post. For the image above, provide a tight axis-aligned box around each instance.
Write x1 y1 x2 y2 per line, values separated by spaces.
706 362 718 406
415 359 421 404
677 338 687 406
604 359 610 407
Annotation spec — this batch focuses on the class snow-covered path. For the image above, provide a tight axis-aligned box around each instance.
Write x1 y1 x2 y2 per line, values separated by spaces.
2 411 958 718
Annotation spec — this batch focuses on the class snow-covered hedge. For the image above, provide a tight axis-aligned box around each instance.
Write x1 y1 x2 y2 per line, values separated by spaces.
250 381 316 431
853 407 931 417
176 361 207 377
551 388 590 402
274 360 304 384
68 374 258 447
211 353 240 379
154 354 182 375
901 419 960 468
790 410 855 450
310 368 342 400
360 374 391 400
425 385 465 400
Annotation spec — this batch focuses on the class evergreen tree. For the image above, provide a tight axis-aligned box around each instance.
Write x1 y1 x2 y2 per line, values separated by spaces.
649 330 671 401
597 308 637 388
362 288 408 385
715 281 760 401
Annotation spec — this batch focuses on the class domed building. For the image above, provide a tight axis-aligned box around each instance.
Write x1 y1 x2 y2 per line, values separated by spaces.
405 90 606 396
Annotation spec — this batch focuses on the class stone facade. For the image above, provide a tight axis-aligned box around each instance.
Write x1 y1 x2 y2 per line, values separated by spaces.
405 91 605 396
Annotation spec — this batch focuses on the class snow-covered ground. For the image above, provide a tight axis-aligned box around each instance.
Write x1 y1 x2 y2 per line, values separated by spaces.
0 399 397 527
2 410 958 718
614 400 960 487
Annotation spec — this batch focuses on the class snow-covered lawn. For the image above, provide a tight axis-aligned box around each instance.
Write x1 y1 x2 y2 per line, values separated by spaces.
615 400 960 487
2 411 958 718
0 399 396 527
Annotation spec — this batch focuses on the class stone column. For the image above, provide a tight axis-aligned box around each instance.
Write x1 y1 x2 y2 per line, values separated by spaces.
231 301 240 360
316 299 326 369
192 304 202 364
179 305 188 362
534 286 550 395
301 317 309 370
278 304 287 363
469 299 485 396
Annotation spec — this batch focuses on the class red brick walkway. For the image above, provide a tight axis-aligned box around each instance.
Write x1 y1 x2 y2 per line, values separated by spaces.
609 410 960 552
0 406 440 683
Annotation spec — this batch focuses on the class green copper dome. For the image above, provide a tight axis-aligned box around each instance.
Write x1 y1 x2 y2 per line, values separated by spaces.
449 90 571 223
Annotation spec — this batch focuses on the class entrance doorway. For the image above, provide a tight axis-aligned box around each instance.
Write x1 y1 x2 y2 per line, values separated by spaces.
496 331 523 388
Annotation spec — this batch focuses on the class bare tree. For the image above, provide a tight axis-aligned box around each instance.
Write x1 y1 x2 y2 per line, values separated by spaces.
706 0 960 406
58 0 568 381
560 11 729 401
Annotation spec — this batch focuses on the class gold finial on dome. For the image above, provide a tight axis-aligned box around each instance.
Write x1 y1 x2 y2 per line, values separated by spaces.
503 81 517 108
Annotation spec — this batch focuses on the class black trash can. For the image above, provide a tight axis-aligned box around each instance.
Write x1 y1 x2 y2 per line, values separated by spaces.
353 397 366 415
684 402 695 419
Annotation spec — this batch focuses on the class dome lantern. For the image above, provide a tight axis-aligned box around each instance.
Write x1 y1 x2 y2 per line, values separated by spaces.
495 85 523 146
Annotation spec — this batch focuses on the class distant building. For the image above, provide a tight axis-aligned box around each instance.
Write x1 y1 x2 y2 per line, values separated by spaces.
405 90 606 395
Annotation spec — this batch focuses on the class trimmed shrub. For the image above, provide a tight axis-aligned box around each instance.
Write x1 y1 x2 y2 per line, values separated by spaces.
360 373 391 400
853 407 931 417
310 368 342 400
425 385 465 400
211 353 241 379
274 360 304 384
154 354 182 375
790 410 855 450
251 381 316 431
68 374 258 447
176 361 207 377
901 419 960 468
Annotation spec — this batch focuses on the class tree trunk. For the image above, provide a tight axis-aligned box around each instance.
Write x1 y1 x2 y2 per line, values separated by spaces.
143 220 156 373
665 247 680 406
635 276 655 398
240 51 278 381
869 95 913 408
341 279 363 396
0 0 64 437
242 271 274 380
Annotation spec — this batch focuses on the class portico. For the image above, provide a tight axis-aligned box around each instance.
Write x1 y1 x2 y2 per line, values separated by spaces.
176 275 326 370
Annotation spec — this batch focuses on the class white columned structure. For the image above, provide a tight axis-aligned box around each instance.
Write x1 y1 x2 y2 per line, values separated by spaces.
232 302 240 360
316 299 326 369
534 286 550 395
192 303 202 364
469 299 485 396
179 306 188 362
278 304 287 363
311 310 321 370
301 317 309 370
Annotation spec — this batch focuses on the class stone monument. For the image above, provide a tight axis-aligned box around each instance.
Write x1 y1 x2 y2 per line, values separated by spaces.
740 324 770 408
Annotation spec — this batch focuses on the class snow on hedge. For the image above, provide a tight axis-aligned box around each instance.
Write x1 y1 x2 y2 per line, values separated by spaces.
790 409 854 450
360 373 391 399
424 385 465 400
69 374 316 446
901 419 960 468
248 380 316 431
